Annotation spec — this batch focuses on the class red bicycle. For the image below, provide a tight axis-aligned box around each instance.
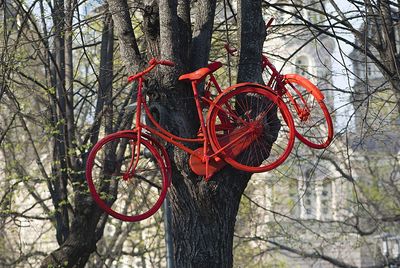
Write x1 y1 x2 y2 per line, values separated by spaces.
225 18 333 149
86 58 295 222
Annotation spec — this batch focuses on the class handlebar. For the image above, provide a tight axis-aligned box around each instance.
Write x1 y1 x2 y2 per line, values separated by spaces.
224 43 237 56
127 58 175 83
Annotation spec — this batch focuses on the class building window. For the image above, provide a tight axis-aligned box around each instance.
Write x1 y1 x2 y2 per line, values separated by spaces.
321 180 332 220
302 180 315 219
367 65 372 76
295 56 309 76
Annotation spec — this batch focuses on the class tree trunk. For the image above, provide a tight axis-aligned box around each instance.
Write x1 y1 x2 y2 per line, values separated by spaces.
107 0 142 73
50 0 70 246
40 204 106 268
376 0 400 115
190 0 216 70
168 169 251 267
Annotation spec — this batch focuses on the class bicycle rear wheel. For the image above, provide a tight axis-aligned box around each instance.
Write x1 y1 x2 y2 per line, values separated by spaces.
282 74 333 149
86 132 168 222
207 84 295 173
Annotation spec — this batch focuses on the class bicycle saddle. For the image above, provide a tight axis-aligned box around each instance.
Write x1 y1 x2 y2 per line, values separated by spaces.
179 61 222 82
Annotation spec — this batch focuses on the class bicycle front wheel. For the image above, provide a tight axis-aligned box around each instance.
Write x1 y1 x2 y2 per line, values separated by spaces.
86 132 168 222
207 84 295 173
282 74 333 149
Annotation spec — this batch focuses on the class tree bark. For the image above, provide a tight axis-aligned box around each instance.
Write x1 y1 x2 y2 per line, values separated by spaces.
65 0 77 168
375 0 400 115
237 0 265 83
107 0 142 73
91 11 115 143
168 169 251 267
190 0 216 71
40 205 106 268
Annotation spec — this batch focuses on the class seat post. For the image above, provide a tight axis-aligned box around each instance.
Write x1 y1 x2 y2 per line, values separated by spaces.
191 80 209 160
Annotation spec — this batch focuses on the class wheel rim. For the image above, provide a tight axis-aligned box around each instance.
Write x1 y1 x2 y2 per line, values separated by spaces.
86 133 167 222
208 85 295 172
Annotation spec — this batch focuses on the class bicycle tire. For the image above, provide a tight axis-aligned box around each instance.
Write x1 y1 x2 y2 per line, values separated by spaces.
282 74 333 149
86 132 168 222
147 136 172 187
207 83 295 173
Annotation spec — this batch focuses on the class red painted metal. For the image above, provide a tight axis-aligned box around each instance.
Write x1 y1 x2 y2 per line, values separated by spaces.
207 83 295 173
189 148 226 179
178 61 222 81
216 124 261 158
86 56 299 222
282 75 333 149
224 19 333 149
117 130 173 187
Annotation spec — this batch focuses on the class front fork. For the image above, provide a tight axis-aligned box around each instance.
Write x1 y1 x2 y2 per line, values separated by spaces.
274 75 310 122
123 138 140 181
123 77 145 181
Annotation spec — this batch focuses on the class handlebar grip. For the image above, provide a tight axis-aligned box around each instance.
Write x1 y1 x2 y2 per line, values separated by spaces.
159 60 175 67
224 43 237 56
266 18 274 29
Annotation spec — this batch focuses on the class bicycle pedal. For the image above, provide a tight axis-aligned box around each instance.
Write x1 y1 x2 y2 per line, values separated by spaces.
189 148 226 177
197 129 204 137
